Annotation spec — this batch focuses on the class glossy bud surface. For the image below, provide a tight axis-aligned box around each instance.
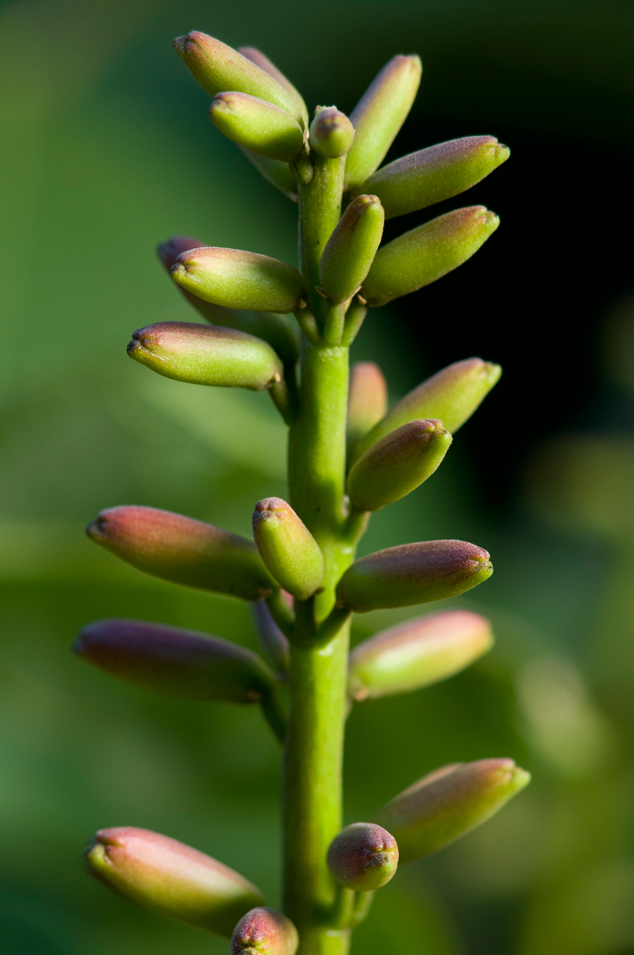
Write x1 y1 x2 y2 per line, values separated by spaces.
327 822 398 891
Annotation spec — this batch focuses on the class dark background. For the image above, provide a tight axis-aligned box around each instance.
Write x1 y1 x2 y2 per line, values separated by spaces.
1 0 634 952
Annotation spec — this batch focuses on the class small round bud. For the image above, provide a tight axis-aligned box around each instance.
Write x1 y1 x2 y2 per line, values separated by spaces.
327 823 398 891
252 498 324 601
309 107 355 158
231 906 299 955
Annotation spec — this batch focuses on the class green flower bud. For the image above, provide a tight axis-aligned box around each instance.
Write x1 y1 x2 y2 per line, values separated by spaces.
336 540 493 612
170 246 306 313
252 498 324 601
238 46 309 129
85 827 264 936
327 823 398 891
348 609 494 701
237 147 299 201
231 907 299 955
352 358 501 462
128 322 283 391
319 195 385 304
173 32 305 128
210 93 305 163
372 759 531 863
355 136 510 219
344 55 422 191
346 419 452 512
158 238 299 366
361 206 499 306
347 361 388 455
309 107 355 159
87 505 276 600
74 618 276 704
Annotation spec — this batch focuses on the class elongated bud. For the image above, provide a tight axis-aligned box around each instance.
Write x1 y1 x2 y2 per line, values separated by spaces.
128 322 283 391
336 540 493 612
356 136 510 219
87 505 276 600
309 107 355 158
74 619 276 703
171 247 305 313
158 238 299 365
252 498 324 601
349 609 494 701
353 358 501 461
238 46 309 129
361 206 499 306
210 93 304 162
251 602 290 676
85 827 264 936
347 419 451 511
231 907 299 955
344 55 422 190
319 195 384 304
347 362 388 453
173 32 305 128
373 759 531 862
327 823 398 891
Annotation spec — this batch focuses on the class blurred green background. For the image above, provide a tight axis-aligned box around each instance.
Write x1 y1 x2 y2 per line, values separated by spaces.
2 0 634 952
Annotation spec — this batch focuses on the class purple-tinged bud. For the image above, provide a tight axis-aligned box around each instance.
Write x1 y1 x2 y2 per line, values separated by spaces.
344 55 422 190
86 505 276 601
210 93 304 162
319 195 384 305
173 32 305 128
346 419 452 511
348 609 494 701
327 823 398 891
352 358 501 462
252 498 324 601
361 206 500 306
309 107 355 159
347 361 388 454
170 247 306 314
251 602 290 676
74 619 276 703
336 540 493 613
355 136 510 219
238 46 308 129
373 759 531 862
85 827 264 936
231 906 299 955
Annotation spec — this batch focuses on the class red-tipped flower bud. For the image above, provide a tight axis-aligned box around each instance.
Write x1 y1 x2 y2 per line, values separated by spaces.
348 609 494 701
210 93 305 162
231 906 299 955
85 827 264 936
252 498 324 601
319 195 385 305
373 759 531 862
309 107 355 158
87 505 276 600
327 823 398 891
347 361 388 454
336 540 493 612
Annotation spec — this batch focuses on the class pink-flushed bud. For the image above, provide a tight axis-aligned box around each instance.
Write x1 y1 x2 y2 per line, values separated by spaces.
85 827 264 936
309 107 355 159
336 540 493 612
74 619 276 703
86 505 276 601
372 759 531 863
348 609 494 701
231 906 299 955
252 497 324 601
347 361 388 455
327 823 398 891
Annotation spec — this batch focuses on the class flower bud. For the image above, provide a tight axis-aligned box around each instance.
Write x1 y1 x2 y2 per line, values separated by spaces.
344 55 422 191
361 206 499 306
210 93 305 162
87 505 276 600
170 246 306 313
348 609 494 701
173 32 305 128
319 195 384 304
309 107 355 158
356 136 510 219
128 322 283 391
346 419 452 511
372 759 531 863
85 827 264 936
352 358 501 461
238 46 309 129
347 361 388 454
327 823 398 891
251 602 290 676
336 540 493 612
252 498 324 601
74 618 276 703
231 906 299 955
